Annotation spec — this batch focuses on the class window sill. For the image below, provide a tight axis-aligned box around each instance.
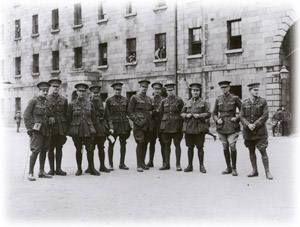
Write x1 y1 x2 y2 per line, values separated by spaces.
153 58 167 63
51 28 60 34
97 65 108 69
225 48 243 54
97 18 108 24
14 74 22 78
153 5 168 12
125 62 137 66
51 70 61 75
187 54 203 59
31 33 40 38
32 72 40 76
72 67 84 72
72 24 83 29
124 12 137 18
14 37 21 41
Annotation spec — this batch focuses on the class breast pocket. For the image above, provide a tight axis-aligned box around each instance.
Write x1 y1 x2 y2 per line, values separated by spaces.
243 105 252 117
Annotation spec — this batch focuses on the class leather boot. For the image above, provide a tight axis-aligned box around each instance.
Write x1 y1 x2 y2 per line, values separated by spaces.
108 141 114 170
56 148 67 176
136 143 143 172
222 149 232 174
147 140 155 168
39 151 52 178
184 147 194 172
119 143 129 170
28 152 38 180
247 150 258 177
198 148 206 173
87 151 100 176
175 143 182 171
99 147 110 173
231 149 238 176
159 146 170 170
262 154 273 180
48 147 55 175
75 150 83 176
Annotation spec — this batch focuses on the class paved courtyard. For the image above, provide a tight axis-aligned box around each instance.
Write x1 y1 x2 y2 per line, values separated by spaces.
1 127 299 226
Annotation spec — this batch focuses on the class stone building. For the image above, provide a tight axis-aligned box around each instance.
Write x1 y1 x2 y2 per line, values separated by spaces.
0 0 297 126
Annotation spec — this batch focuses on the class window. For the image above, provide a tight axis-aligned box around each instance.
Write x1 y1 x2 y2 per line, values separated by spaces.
74 47 82 69
32 15 38 34
189 27 202 55
98 43 107 66
230 85 242 99
126 38 136 63
32 54 39 73
74 3 82 25
126 2 133 14
98 1 105 20
227 19 242 50
154 33 166 59
15 97 21 113
15 57 21 75
15 19 21 39
52 51 59 71
52 9 59 30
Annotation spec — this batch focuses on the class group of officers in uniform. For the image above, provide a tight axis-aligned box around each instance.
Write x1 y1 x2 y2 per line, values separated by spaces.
23 78 273 181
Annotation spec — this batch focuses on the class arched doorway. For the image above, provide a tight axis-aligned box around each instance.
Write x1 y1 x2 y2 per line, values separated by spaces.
280 21 298 133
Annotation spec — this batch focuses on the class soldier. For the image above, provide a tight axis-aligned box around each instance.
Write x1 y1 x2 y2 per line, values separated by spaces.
240 83 273 180
47 78 68 176
212 81 241 176
105 82 131 170
14 111 22 133
146 82 165 168
181 83 211 173
159 82 184 171
67 83 100 176
89 85 110 173
24 82 52 181
128 79 153 172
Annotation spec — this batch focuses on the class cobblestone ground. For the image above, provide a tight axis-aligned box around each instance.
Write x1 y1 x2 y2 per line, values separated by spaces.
1 127 299 226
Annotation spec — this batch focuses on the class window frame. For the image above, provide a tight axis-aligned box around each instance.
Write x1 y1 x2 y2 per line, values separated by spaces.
154 33 167 60
52 9 59 30
126 38 137 63
98 43 108 66
227 19 242 50
52 50 59 71
32 54 39 73
74 47 82 69
32 14 39 35
15 57 21 75
189 27 202 55
74 3 82 26
15 19 21 39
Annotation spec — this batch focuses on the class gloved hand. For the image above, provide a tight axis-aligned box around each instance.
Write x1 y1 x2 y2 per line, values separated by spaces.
27 130 33 137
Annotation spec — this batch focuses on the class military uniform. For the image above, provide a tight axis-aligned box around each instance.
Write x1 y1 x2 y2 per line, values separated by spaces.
147 82 165 167
128 80 154 172
47 79 68 176
212 80 241 176
90 85 110 173
240 82 273 180
24 82 52 181
105 91 131 170
67 83 99 176
181 83 211 173
159 83 184 171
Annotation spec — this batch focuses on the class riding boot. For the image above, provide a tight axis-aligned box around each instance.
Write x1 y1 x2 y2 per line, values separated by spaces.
262 153 273 180
231 149 238 176
198 148 206 173
55 147 67 175
75 149 83 176
175 144 182 171
87 151 100 176
119 143 129 170
48 146 55 175
108 142 114 170
184 147 194 172
222 149 232 174
248 150 258 177
136 143 143 172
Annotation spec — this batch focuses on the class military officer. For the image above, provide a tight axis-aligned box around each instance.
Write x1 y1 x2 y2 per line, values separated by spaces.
146 82 165 168
24 81 52 181
47 78 68 176
240 83 273 180
105 82 131 170
181 83 211 173
67 83 100 176
212 81 241 176
159 82 184 171
128 79 154 172
89 84 110 173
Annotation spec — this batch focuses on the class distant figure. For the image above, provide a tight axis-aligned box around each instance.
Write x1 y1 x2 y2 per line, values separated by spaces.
271 108 283 136
154 45 166 59
127 52 136 63
281 106 291 136
14 111 22 133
